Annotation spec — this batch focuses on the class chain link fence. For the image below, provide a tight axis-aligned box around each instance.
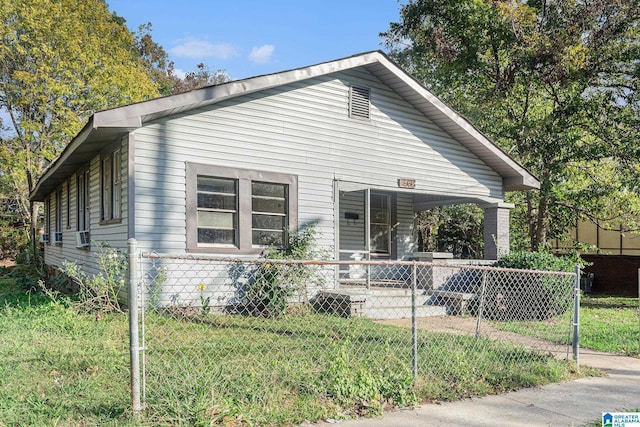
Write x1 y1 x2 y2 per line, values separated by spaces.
131 249 578 424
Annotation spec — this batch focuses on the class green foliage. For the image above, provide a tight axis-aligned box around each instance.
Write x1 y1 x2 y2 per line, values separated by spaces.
496 295 640 356
495 251 577 273
0 276 133 426
1 272 591 426
490 251 577 320
198 282 211 316
243 227 329 317
133 23 230 96
0 0 160 254
579 296 640 356
321 342 416 414
58 243 126 315
0 214 28 261
417 204 484 258
383 0 640 250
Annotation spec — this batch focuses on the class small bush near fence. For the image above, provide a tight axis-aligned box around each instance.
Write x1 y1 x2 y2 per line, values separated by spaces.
487 251 577 321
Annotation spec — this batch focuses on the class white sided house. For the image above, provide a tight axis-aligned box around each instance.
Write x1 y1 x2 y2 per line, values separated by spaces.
31 51 538 308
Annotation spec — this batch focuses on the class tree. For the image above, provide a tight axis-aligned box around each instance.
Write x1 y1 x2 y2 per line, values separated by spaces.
417 205 484 258
0 0 160 258
383 0 640 251
134 23 230 95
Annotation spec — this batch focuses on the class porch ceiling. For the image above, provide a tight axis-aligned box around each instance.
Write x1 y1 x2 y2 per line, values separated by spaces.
339 183 510 209
412 194 512 210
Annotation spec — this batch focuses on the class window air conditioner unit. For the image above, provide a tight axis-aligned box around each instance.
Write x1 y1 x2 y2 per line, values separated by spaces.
75 230 90 248
52 232 63 245
40 233 49 243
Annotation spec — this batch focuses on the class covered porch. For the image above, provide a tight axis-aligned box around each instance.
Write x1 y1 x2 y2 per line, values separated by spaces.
334 180 512 288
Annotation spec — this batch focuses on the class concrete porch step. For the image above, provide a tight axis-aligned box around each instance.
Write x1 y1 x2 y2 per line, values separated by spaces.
363 304 447 320
316 287 449 319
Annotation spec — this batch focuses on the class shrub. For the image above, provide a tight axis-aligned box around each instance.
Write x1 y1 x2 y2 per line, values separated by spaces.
58 243 126 315
242 227 328 317
494 251 576 273
486 251 578 321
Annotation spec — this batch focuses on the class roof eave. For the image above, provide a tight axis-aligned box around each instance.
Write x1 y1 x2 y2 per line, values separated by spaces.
371 53 539 192
30 50 539 201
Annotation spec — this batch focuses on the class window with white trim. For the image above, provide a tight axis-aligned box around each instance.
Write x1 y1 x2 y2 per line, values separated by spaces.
187 163 297 253
101 148 121 222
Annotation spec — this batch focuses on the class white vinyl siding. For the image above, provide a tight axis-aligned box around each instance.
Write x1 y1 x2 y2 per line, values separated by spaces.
395 193 416 260
133 68 502 254
43 138 129 277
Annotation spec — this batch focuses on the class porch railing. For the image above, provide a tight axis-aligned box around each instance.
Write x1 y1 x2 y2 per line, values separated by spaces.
338 249 371 288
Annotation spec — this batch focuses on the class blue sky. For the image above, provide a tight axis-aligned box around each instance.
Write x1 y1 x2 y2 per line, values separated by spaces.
107 0 405 80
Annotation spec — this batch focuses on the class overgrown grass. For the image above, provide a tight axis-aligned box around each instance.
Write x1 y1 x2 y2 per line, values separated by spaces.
139 311 583 426
494 295 640 356
0 270 592 426
0 275 134 426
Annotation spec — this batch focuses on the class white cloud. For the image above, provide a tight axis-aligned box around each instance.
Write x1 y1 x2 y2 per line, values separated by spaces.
248 44 275 64
169 38 237 59
172 68 187 80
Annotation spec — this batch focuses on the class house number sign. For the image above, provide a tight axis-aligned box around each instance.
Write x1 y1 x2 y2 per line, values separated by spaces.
398 178 416 189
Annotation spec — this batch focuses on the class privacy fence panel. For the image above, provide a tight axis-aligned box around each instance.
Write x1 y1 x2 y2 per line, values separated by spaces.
135 253 577 424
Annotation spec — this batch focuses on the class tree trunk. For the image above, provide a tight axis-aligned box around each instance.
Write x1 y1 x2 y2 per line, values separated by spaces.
30 200 40 265
533 193 549 250
526 192 536 251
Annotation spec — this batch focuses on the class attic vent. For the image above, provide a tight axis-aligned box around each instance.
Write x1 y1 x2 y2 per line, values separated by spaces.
349 85 370 120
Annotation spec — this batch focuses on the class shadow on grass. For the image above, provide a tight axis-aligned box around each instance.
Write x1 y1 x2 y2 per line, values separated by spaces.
582 295 639 310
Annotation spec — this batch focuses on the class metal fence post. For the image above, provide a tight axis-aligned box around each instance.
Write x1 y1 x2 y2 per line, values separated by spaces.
411 261 418 379
573 265 580 365
637 268 639 356
128 238 142 413
475 270 488 339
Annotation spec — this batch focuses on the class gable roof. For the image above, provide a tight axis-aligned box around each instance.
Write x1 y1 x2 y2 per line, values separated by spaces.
30 50 539 201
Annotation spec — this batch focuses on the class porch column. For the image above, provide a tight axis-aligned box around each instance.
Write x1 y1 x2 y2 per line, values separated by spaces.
483 203 513 260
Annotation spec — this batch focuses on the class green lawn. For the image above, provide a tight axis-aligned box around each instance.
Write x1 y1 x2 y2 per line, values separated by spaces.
580 295 640 356
495 294 640 357
0 269 601 426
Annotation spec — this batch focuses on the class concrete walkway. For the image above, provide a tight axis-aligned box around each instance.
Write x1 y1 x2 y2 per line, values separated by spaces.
336 349 640 427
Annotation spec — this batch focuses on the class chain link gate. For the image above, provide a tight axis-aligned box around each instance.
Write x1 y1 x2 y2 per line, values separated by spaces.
128 244 578 423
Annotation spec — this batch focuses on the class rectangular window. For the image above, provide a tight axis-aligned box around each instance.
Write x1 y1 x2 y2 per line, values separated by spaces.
66 181 71 228
101 148 121 222
251 182 287 246
54 188 62 244
370 193 390 255
44 197 51 244
186 164 297 253
197 176 237 245
77 169 90 232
